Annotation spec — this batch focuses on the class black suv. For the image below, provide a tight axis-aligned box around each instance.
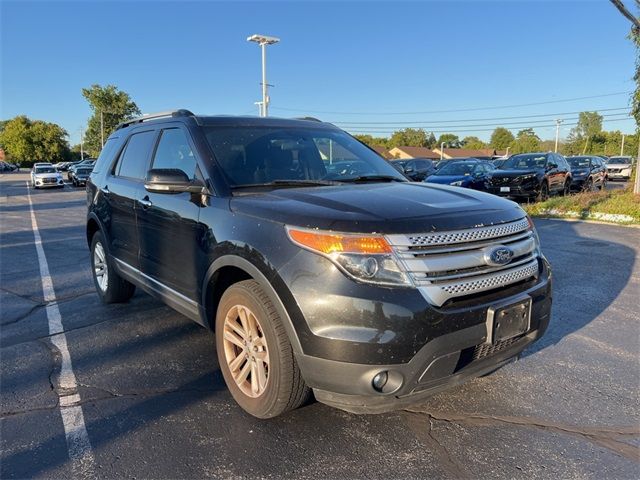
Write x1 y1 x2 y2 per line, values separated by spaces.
566 156 607 192
390 158 436 181
487 152 572 201
86 110 552 418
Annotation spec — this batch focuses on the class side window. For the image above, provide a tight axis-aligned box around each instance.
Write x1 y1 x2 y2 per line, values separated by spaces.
151 128 196 179
92 137 121 174
114 130 156 180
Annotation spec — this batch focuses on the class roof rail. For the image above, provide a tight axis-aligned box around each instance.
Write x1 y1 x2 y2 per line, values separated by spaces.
116 109 195 130
294 116 323 122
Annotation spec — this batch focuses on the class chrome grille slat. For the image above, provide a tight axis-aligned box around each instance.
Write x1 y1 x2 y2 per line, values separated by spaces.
387 218 529 247
386 218 539 307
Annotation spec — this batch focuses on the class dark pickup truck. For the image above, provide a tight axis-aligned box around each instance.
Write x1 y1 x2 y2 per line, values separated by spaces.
86 111 552 418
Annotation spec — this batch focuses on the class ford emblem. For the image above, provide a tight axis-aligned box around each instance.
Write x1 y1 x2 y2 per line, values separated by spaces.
486 246 514 266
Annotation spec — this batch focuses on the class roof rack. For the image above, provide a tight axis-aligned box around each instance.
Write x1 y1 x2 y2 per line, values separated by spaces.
294 116 323 122
116 109 195 130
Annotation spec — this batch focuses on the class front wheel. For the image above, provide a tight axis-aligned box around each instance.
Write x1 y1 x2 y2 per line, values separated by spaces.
584 178 593 192
562 180 571 196
215 280 310 418
536 182 549 202
90 231 135 303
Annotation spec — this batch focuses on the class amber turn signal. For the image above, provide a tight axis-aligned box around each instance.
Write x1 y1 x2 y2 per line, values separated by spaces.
287 228 392 255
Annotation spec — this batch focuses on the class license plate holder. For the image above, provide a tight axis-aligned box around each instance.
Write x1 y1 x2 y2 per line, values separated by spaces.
500 186 510 192
487 297 531 343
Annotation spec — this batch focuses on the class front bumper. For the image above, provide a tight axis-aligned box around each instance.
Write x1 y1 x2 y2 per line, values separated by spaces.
34 179 64 187
485 184 538 198
279 248 552 413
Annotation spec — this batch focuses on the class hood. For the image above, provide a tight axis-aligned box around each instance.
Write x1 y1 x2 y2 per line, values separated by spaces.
230 182 524 233
492 169 541 178
607 163 632 168
425 174 473 185
33 172 60 179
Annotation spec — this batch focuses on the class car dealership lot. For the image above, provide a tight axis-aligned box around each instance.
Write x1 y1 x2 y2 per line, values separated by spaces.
1 172 638 479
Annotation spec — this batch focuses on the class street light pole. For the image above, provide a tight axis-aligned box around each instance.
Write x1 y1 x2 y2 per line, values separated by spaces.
247 34 280 117
79 127 85 161
440 142 445 161
620 133 625 155
554 119 563 153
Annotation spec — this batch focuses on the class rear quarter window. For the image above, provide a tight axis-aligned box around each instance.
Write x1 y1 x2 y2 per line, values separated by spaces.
91 137 122 174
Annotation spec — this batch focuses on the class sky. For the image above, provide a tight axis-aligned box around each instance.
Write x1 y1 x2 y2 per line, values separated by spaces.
1 0 637 146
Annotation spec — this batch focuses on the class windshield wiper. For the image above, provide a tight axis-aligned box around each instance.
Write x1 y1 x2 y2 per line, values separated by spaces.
337 175 407 183
230 179 341 190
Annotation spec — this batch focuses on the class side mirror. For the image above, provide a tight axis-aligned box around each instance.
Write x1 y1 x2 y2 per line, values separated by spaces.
145 168 206 194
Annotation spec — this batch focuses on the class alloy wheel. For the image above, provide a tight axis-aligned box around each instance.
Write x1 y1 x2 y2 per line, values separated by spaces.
222 304 270 398
93 242 109 292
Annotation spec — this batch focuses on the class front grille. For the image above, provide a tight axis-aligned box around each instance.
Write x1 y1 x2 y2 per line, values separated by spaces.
386 218 539 307
43 178 57 184
490 176 519 186
608 168 621 173
473 336 523 360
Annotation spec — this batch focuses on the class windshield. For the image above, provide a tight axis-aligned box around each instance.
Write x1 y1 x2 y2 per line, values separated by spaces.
435 162 480 176
608 157 631 164
204 126 406 187
502 154 547 170
77 168 93 174
35 167 56 174
567 157 591 168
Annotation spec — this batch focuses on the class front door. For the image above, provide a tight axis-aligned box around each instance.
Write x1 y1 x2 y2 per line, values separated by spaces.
137 126 207 301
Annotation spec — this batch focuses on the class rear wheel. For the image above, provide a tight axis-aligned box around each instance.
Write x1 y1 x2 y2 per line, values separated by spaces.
90 231 135 303
585 178 593 192
215 280 310 418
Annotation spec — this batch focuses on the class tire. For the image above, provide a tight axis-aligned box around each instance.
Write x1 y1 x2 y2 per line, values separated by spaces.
215 280 310 418
90 231 135 303
600 177 607 190
562 180 570 196
536 181 549 202
585 178 593 192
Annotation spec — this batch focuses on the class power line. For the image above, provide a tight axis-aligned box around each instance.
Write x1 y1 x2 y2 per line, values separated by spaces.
329 107 630 125
271 92 631 115
343 116 632 135
336 112 631 132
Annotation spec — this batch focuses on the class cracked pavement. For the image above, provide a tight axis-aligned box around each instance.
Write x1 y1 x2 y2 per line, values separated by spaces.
1 172 639 479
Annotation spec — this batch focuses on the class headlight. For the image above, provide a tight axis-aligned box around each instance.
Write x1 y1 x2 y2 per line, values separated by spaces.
286 227 411 286
449 180 463 186
526 215 542 257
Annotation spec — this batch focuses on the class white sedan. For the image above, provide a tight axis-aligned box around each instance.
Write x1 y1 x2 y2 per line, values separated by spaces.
31 165 64 188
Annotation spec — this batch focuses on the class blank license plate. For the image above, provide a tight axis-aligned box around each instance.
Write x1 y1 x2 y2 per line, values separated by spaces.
492 298 531 342
500 186 510 192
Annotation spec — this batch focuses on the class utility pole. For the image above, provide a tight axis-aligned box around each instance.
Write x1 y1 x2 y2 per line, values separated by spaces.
440 142 445 161
635 137 640 194
247 34 280 117
554 119 563 153
620 134 625 155
79 127 85 161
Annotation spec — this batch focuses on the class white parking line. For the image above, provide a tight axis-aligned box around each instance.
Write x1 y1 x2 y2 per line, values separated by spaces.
25 182 96 478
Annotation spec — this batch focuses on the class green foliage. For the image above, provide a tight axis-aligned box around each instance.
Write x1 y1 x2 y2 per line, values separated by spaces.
388 128 434 148
570 111 603 140
461 136 487 149
436 133 461 148
489 127 515 149
0 115 70 165
353 134 390 149
509 128 541 154
82 84 140 157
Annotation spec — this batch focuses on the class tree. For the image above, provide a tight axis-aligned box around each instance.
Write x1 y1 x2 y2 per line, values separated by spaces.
461 136 487 149
0 115 70 165
353 134 390 149
388 128 431 148
490 127 515 149
571 111 603 139
436 133 461 148
510 128 541 154
82 84 140 157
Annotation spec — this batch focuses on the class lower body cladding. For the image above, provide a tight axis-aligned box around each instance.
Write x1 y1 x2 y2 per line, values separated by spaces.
282 254 552 414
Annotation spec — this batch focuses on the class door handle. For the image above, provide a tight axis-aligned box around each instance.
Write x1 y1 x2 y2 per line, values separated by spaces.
139 198 152 209
100 186 109 196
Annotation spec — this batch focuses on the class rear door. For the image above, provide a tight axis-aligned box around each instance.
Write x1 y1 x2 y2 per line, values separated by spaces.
137 125 206 301
103 129 157 269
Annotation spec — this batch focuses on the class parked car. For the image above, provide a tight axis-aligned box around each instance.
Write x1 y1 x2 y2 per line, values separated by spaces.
33 162 53 168
31 164 64 188
486 152 571 201
424 158 494 190
86 110 552 418
71 166 93 187
566 156 607 191
390 158 436 181
0 161 18 172
491 157 509 169
606 156 634 181
68 159 95 180
54 161 72 171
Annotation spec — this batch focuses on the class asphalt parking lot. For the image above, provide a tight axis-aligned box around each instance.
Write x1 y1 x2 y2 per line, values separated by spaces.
1 172 638 479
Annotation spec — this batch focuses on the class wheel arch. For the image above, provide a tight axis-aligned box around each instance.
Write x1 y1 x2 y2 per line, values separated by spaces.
201 255 303 355
86 213 103 248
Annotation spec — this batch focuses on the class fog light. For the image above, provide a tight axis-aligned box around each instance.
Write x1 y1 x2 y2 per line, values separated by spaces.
372 371 388 392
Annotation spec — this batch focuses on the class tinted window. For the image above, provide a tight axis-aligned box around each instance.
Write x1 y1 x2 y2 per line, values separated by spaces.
151 128 197 179
92 138 121 174
436 162 478 176
115 131 156 180
502 154 547 170
416 160 433 169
